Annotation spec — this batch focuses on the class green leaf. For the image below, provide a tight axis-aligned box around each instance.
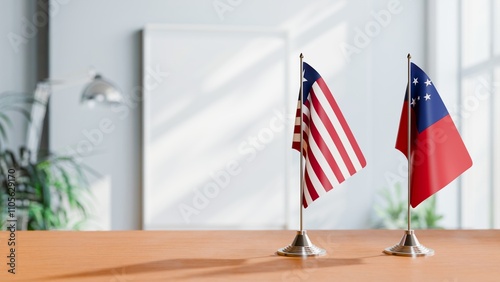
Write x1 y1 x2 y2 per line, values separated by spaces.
373 183 444 229
1 146 94 230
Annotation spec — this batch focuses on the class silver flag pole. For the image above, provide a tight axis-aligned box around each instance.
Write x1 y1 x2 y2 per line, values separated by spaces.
277 53 326 257
383 54 434 257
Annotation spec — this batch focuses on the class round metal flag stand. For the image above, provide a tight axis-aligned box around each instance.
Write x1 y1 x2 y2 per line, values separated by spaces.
277 230 326 257
383 230 434 257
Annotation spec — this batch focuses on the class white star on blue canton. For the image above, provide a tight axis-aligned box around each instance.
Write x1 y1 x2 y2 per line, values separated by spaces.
411 98 416 107
413 77 418 85
424 93 431 100
302 69 308 83
425 79 432 86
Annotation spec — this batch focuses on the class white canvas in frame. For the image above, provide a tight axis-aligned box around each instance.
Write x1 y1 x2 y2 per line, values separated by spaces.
142 24 292 229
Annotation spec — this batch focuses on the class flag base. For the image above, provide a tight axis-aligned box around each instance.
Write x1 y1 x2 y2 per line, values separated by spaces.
277 230 326 257
383 230 434 257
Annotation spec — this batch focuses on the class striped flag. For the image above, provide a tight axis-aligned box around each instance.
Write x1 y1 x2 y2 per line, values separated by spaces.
293 62 366 208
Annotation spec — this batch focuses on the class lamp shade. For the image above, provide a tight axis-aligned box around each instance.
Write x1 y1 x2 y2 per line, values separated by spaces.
81 74 122 105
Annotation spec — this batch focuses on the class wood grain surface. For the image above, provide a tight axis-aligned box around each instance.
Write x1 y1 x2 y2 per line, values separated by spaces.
0 230 499 281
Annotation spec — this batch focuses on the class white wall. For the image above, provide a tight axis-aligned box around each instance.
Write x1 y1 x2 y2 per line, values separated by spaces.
0 0 38 150
49 0 426 230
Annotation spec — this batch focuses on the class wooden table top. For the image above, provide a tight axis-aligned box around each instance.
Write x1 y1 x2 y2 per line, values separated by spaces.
0 229 499 281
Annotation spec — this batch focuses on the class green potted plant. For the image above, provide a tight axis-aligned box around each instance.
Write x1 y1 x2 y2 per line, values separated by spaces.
0 92 94 230
373 182 444 229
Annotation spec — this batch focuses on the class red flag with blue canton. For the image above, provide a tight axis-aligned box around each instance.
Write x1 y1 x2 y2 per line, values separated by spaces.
293 62 366 208
395 62 472 208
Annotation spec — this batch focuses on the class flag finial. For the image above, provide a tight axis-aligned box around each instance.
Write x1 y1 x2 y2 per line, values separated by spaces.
300 53 303 59
407 53 411 59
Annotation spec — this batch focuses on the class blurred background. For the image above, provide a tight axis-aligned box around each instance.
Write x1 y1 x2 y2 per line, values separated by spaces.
0 0 498 230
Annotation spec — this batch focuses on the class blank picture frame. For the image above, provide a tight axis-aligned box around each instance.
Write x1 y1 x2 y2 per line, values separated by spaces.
142 24 292 230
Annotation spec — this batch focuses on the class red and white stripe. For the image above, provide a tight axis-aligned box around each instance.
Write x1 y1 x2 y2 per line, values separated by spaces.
293 77 366 208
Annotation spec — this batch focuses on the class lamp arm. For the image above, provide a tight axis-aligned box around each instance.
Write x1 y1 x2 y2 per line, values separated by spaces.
25 68 121 161
44 68 97 92
25 68 96 161
25 82 51 162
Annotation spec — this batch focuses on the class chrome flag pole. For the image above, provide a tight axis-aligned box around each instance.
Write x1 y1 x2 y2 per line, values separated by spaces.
383 54 434 257
300 52 305 233
277 53 325 257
